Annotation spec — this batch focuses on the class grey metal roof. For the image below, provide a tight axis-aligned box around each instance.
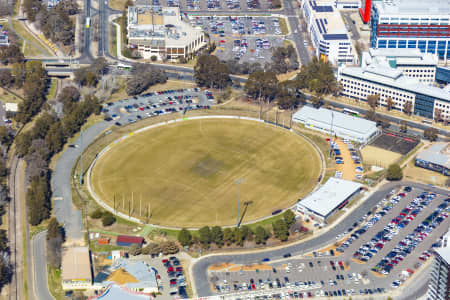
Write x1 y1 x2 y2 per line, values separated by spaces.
416 142 450 169
292 106 378 140
111 259 158 289
297 178 362 218
93 285 149 300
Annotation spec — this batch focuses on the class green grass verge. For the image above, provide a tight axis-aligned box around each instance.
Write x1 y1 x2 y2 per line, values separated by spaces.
47 265 64 300
47 79 57 101
10 20 51 57
110 23 117 58
278 17 289 35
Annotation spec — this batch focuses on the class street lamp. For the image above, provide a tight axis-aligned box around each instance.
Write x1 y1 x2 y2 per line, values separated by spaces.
236 178 244 227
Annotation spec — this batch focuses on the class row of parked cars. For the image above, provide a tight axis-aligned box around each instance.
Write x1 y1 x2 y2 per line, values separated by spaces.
352 189 417 263
336 187 410 254
163 257 188 298
373 196 449 276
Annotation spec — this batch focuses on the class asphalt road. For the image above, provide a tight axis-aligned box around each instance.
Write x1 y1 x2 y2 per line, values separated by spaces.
191 181 449 297
32 231 55 300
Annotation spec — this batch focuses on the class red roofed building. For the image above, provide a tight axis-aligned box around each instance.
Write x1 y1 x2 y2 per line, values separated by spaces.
116 235 144 247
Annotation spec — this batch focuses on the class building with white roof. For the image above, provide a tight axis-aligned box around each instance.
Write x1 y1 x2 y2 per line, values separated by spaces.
361 48 439 84
127 6 205 60
415 142 450 176
338 63 450 121
303 0 361 10
292 106 379 143
302 0 357 65
427 229 450 300
370 0 450 62
296 177 362 222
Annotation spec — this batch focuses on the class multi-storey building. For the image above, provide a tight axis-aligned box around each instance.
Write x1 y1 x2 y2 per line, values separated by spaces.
127 6 205 60
427 230 450 300
338 63 450 121
361 48 439 84
370 0 450 62
302 0 358 65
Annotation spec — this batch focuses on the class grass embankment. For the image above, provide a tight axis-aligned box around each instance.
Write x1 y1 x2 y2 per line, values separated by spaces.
10 20 51 57
110 23 117 58
47 266 64 299
91 118 321 227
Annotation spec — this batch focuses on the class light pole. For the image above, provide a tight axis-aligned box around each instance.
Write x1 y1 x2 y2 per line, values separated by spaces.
328 111 334 159
236 178 244 227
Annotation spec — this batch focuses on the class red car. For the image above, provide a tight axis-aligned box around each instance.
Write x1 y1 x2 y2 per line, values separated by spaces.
162 259 169 263
338 261 343 266
139 107 144 111
330 261 335 266
167 267 174 273
251 284 256 290
176 267 183 272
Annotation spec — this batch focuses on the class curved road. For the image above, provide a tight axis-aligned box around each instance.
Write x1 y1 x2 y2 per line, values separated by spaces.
191 181 449 297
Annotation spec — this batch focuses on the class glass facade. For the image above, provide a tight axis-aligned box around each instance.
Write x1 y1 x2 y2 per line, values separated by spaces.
414 93 435 118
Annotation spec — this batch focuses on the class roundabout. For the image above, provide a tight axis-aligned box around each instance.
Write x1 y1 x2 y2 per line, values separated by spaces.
88 116 322 228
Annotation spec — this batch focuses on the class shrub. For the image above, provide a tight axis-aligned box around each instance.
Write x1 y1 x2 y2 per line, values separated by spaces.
90 208 103 219
386 164 403 181
101 212 116 226
151 55 157 62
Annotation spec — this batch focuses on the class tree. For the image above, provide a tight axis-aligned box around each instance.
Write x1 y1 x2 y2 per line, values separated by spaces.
283 210 296 228
151 55 157 62
0 159 7 178
47 217 62 240
26 175 51 226
178 228 193 247
126 64 167 95
403 101 413 115
234 227 245 246
90 208 103 219
310 94 322 108
142 243 161 256
254 226 269 244
194 54 230 89
272 219 289 241
295 57 337 95
0 70 13 88
198 226 212 246
367 94 380 110
434 109 442 122
101 212 116 226
386 164 403 181
211 226 224 247
223 228 234 245
244 70 279 101
400 120 408 133
424 127 438 141
160 241 179 255
129 244 142 256
386 97 394 111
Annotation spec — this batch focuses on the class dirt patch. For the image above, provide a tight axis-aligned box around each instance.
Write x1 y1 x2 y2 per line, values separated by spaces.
361 145 402 168
209 263 234 271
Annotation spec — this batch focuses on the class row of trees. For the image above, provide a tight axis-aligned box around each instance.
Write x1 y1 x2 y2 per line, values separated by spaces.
46 217 65 268
177 210 300 249
17 86 101 225
0 62 48 124
23 0 77 45
74 58 109 87
126 63 167 96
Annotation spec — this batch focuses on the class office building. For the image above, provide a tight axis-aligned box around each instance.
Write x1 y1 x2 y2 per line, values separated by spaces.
361 48 439 84
127 5 205 60
61 247 92 290
338 64 450 121
293 106 379 143
306 0 360 10
302 0 358 65
370 0 450 62
427 229 450 300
